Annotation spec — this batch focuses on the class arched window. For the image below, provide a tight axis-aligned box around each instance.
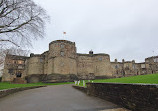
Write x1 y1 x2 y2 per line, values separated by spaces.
16 71 22 78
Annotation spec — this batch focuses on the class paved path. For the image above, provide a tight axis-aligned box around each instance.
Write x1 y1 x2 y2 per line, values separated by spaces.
0 85 120 111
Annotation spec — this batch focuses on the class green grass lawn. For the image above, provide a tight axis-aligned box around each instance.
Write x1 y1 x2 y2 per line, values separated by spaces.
0 82 73 90
77 74 158 87
1 74 158 90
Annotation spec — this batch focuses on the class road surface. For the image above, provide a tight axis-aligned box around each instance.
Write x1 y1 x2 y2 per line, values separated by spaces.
0 84 120 111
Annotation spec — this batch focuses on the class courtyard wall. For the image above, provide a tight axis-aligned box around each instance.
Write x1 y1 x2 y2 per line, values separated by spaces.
86 83 158 111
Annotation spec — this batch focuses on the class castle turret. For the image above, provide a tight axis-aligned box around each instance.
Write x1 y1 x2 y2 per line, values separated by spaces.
89 50 93 54
47 40 77 75
49 40 76 59
132 60 135 63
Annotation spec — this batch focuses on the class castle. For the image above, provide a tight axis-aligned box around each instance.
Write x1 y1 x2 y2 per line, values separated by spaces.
2 40 158 83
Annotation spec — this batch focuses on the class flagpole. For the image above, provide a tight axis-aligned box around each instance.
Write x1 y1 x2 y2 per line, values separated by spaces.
63 32 66 40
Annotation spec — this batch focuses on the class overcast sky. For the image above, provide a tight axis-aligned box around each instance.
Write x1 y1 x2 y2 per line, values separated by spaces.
31 0 158 63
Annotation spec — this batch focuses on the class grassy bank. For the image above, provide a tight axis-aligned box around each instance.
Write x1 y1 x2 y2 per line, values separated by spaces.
0 82 73 90
94 73 158 84
77 74 158 87
1 74 158 90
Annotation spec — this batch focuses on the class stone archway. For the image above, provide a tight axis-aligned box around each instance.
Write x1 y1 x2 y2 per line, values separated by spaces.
16 72 22 78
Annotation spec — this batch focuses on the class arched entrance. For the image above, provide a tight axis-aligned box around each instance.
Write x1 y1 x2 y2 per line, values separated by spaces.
16 71 22 78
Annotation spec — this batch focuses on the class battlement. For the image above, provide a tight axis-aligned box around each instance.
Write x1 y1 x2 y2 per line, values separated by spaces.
30 53 45 58
77 53 109 57
77 53 93 57
93 53 110 57
145 56 158 60
49 40 75 46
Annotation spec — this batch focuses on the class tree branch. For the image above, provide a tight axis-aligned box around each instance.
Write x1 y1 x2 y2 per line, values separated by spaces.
0 18 32 33
0 39 20 47
0 0 49 47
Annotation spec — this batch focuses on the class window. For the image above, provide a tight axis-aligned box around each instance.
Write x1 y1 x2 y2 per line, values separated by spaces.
18 60 23 64
61 51 64 56
14 60 17 64
115 65 119 69
141 64 145 68
125 64 129 67
153 58 158 62
133 64 135 69
98 57 102 61
40 58 43 62
8 60 12 64
16 72 22 78
61 44 65 49
18 66 23 69
8 69 13 73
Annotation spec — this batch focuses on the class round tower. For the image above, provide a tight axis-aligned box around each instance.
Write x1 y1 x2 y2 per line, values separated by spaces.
49 40 76 59
48 40 77 75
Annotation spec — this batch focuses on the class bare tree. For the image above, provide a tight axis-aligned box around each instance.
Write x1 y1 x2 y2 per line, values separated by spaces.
0 0 49 47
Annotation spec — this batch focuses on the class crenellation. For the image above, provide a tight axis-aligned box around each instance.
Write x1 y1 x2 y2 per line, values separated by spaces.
49 40 75 46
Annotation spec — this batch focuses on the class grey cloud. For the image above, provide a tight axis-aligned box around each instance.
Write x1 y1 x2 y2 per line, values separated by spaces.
32 0 158 62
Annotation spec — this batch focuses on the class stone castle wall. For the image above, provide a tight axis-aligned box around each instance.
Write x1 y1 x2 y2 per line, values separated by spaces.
2 55 27 82
27 55 45 75
145 56 158 74
42 51 49 75
86 83 158 111
2 40 158 82
53 57 77 74
24 40 113 81
93 54 112 77
77 54 94 78
76 53 113 79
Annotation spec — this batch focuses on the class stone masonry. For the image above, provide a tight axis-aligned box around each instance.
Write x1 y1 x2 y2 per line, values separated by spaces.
2 40 158 82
